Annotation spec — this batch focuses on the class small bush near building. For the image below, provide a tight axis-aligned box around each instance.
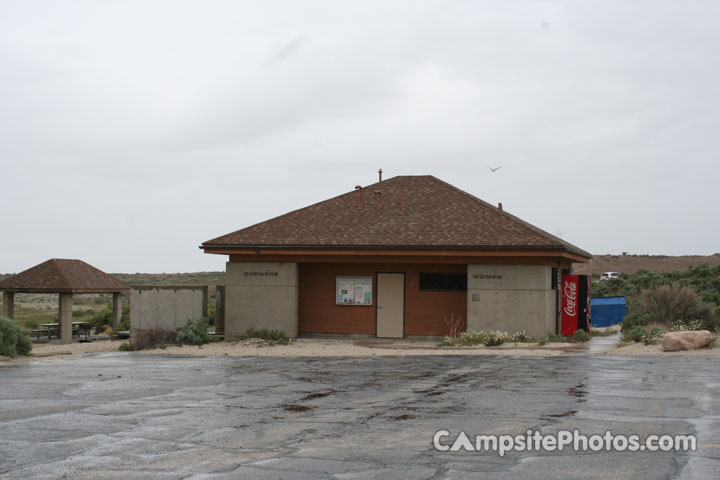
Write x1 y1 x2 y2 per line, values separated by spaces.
439 330 509 347
573 330 591 342
538 335 550 346
457 331 488 346
0 317 32 358
237 329 293 346
176 318 211 346
509 330 533 343
484 331 508 346
439 330 486 346
444 314 463 338
118 342 130 351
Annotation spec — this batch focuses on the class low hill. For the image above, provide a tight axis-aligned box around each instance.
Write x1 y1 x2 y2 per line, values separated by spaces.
573 254 720 275
4 255 720 290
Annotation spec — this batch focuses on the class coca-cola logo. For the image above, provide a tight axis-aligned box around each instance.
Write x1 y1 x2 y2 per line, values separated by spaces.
563 280 577 316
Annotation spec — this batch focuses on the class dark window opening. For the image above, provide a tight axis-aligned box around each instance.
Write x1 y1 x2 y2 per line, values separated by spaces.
419 273 467 292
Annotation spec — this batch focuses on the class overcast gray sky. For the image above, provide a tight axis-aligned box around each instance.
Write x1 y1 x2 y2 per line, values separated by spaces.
1 1 718 274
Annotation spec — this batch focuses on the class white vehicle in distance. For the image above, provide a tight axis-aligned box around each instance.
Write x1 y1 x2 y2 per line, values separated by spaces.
599 272 621 281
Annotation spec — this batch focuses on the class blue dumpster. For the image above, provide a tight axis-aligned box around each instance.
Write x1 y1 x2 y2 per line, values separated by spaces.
590 296 626 327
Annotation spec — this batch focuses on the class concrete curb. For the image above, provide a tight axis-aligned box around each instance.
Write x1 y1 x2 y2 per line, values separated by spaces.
353 341 572 351
30 351 72 357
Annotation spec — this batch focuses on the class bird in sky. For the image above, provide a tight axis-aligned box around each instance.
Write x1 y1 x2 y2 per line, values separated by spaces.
488 166 501 172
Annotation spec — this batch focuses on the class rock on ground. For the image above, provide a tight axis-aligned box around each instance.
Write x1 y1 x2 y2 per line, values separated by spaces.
662 330 712 351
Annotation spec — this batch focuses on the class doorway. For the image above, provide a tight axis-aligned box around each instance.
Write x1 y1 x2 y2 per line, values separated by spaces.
376 273 405 338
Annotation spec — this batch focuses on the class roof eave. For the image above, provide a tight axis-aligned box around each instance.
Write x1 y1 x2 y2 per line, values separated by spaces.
0 287 130 294
201 244 591 262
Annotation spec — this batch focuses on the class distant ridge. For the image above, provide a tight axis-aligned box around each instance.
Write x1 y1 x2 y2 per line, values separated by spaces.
573 254 720 275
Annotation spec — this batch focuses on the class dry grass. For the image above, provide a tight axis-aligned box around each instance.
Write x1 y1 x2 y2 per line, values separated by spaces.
444 314 463 338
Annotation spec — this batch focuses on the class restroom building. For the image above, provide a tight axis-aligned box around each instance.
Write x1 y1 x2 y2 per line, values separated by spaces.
201 175 591 338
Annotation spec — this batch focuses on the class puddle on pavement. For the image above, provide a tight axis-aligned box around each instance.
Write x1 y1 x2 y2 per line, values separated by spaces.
388 414 416 421
547 410 578 417
302 391 334 400
283 404 314 412
567 383 587 400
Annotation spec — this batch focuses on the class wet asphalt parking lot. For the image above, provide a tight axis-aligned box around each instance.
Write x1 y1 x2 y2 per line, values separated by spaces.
0 352 718 479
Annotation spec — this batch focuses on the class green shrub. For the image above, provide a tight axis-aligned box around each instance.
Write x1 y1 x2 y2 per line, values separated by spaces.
484 331 508 346
639 284 713 326
711 307 720 332
176 318 211 346
509 330 533 343
459 331 488 346
625 326 648 343
237 328 293 345
669 318 707 331
118 342 130 351
116 317 131 332
439 336 456 346
538 335 549 346
206 302 216 327
621 312 655 332
641 326 665 345
90 302 130 332
0 316 33 358
439 330 519 347
546 333 567 343
439 330 489 346
573 329 591 342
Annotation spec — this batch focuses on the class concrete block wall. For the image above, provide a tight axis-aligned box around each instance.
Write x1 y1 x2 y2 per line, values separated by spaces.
467 264 556 337
130 286 208 332
224 262 298 338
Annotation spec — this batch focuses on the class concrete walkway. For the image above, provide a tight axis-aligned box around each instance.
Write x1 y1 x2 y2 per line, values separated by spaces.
563 332 622 354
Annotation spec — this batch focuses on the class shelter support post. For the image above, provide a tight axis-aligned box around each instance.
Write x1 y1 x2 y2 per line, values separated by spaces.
2 292 14 319
59 293 73 343
112 292 123 330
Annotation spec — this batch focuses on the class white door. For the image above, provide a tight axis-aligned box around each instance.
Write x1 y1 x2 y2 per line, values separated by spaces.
376 273 404 338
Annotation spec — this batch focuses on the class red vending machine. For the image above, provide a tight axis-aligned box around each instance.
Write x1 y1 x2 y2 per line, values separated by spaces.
561 275 591 336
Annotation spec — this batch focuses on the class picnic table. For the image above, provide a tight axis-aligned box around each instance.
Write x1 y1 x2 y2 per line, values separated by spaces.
34 322 92 341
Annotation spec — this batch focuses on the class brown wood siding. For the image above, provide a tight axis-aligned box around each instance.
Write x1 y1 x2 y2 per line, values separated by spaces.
405 266 467 336
298 263 467 336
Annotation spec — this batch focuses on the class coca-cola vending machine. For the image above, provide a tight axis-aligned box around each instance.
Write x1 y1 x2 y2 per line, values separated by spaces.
561 275 591 336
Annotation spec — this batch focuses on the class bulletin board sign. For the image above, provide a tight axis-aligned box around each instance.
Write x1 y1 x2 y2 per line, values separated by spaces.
336 276 373 305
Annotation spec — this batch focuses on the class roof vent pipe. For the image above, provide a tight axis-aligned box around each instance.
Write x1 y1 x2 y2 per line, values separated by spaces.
374 190 382 209
498 202 503 211
378 168 383 182
355 185 363 208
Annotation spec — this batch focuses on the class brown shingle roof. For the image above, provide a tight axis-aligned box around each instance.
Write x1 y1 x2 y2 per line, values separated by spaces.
202 175 591 259
0 259 130 293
